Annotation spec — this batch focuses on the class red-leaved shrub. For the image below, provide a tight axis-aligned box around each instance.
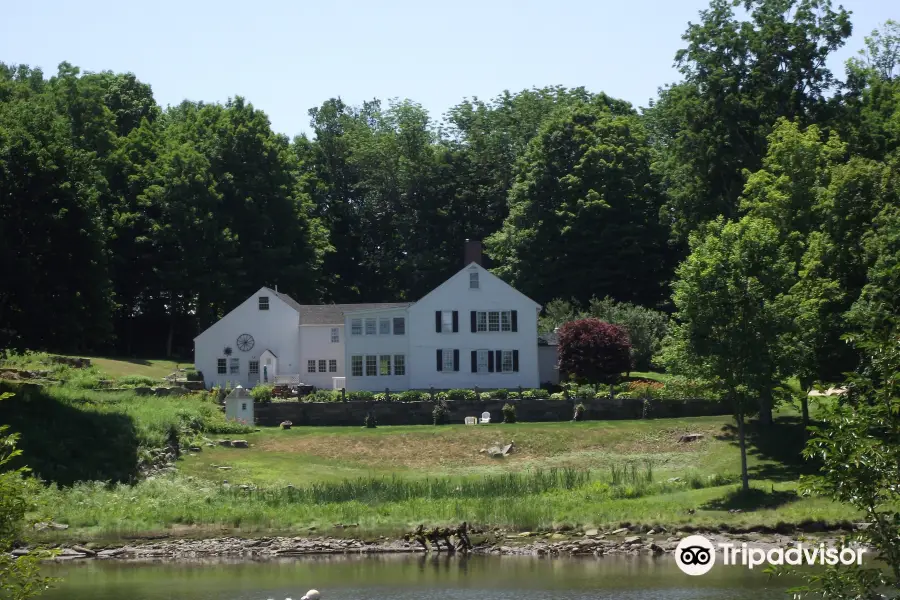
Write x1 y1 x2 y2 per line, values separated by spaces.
558 318 632 385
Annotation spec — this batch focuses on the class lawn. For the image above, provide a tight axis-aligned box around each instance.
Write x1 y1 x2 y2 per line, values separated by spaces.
75 356 187 380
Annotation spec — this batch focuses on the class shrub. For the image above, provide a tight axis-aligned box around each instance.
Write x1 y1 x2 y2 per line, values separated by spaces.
558 318 632 385
347 391 375 402
307 389 340 403
531 388 550 399
250 384 274 403
521 389 535 399
662 376 719 400
117 375 159 387
587 297 669 371
447 389 476 401
435 391 449 402
364 412 377 428
492 388 509 400
399 390 425 402
573 403 586 421
479 391 492 401
432 400 449 425
373 392 398 403
502 403 517 423
550 392 565 400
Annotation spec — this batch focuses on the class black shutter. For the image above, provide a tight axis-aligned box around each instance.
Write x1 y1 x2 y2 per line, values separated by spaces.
435 311 442 333
453 349 460 372
511 310 518 332
513 350 519 372
495 350 502 371
488 351 494 372
470 311 477 332
452 311 459 332
471 350 477 373
436 349 443 371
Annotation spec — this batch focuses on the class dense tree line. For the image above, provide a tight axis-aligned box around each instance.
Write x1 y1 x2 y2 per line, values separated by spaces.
1 1 898 364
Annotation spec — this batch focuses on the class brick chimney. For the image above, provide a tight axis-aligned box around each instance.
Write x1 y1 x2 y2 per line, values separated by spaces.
464 239 483 266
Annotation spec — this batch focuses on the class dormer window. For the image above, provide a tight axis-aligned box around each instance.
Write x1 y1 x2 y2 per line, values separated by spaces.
258 296 269 310
470 271 479 289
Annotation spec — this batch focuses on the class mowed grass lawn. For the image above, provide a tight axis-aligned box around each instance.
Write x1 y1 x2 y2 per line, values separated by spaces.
68 356 186 379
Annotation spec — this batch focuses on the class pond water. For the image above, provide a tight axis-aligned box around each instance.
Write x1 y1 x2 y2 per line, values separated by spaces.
40 555 801 600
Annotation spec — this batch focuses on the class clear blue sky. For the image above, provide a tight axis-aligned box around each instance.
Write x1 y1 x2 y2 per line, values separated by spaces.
1 0 895 138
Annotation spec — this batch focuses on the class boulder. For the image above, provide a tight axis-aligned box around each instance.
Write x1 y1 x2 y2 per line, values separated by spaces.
584 529 600 537
153 387 170 397
231 440 249 448
678 433 704 443
218 440 232 447
611 528 629 535
623 536 642 545
134 387 153 396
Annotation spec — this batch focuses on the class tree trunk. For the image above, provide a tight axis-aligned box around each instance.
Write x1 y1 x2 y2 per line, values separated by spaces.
166 294 177 358
757 389 773 426
737 412 750 492
801 389 810 430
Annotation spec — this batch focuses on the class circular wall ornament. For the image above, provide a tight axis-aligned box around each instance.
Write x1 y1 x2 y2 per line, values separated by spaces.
236 333 255 352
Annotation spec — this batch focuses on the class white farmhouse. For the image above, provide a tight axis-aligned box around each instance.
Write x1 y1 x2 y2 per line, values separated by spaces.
194 241 544 391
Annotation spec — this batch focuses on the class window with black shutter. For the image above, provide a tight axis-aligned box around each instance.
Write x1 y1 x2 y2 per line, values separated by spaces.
453 349 460 372
471 350 477 373
452 311 459 332
487 350 494 372
511 310 518 332
435 311 442 333
494 350 501 371
470 311 477 332
436 348 443 371
513 350 519 372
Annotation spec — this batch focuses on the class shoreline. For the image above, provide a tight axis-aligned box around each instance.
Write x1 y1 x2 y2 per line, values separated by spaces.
19 525 864 563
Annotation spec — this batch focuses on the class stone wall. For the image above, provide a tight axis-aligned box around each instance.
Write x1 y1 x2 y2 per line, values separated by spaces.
253 397 731 427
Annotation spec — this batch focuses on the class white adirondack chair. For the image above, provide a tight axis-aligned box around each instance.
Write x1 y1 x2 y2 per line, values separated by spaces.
464 416 477 425
479 411 491 424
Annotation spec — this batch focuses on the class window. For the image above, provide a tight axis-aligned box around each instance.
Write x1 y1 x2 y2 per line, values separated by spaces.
393 317 405 335
229 358 240 374
365 355 377 376
217 359 227 374
488 311 500 332
328 359 337 373
318 359 327 373
241 402 247 411
379 318 391 335
477 311 487 332
365 318 377 335
249 360 259 375
470 271 479 289
331 327 340 343
502 350 514 373
443 349 455 372
393 354 405 375
351 319 362 336
477 349 489 373
351 355 363 377
442 310 453 332
307 360 316 373
258 296 269 310
380 355 391 376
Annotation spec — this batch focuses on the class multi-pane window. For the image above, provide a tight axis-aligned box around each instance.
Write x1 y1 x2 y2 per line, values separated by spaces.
365 318 377 335
394 354 406 375
501 311 512 331
307 360 316 373
470 271 479 289
380 355 391 376
477 311 487 332
249 360 259 375
488 311 500 332
501 350 514 373
229 358 240 374
379 318 391 335
217 359 227 374
351 356 363 377
441 310 453 332
442 349 455 372
318 359 327 373
328 359 337 373
365 355 377 376
331 327 340 343
351 319 362 336
258 296 269 310
477 349 489 373
393 317 405 335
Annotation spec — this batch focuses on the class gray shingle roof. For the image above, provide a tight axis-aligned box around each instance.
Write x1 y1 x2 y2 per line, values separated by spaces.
538 332 559 346
298 303 413 325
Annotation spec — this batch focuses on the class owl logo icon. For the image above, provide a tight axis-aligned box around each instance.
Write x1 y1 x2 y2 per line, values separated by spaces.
675 535 716 575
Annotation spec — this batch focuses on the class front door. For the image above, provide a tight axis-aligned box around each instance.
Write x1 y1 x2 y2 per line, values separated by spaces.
260 351 278 383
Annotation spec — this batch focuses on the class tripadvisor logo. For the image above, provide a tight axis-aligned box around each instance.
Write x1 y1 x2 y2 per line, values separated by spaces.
675 535 866 576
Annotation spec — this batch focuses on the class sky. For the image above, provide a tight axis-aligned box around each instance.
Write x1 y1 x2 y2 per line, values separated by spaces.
1 0 895 138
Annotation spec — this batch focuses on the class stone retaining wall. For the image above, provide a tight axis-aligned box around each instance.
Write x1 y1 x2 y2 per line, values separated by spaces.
254 397 730 427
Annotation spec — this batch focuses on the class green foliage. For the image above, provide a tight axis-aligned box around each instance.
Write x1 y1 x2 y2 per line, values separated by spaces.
558 319 632 385
363 413 377 429
491 388 509 400
572 403 586 421
373 392 398 403
306 390 341 403
479 392 492 401
249 385 274 403
446 389 476 401
502 403 517 424
346 391 374 402
432 400 449 426
398 390 425 403
550 392 565 400
116 375 159 387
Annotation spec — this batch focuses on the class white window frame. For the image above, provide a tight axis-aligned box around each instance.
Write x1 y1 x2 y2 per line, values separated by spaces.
351 356 363 377
307 360 316 373
318 359 327 373
500 310 512 332
350 319 362 336
488 311 500 332
476 311 487 332
249 360 259 375
442 349 455 372
501 350 514 373
379 355 391 376
393 354 405 376
258 296 269 310
477 349 489 373
328 359 337 373
217 358 227 374
331 327 340 343
470 271 479 289
379 318 391 335
365 355 377 376
365 318 377 336
229 358 240 374
393 317 405 335
441 310 453 333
